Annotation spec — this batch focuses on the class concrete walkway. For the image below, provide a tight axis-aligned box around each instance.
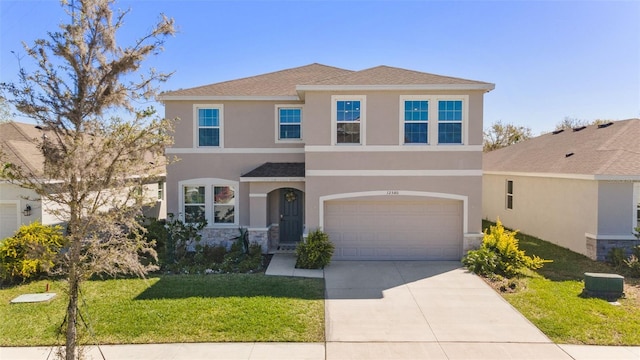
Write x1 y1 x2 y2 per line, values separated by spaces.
2 255 639 359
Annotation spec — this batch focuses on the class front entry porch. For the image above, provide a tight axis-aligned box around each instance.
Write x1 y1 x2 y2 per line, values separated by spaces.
240 162 305 253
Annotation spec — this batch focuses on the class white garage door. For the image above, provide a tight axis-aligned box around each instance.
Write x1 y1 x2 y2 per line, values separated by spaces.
324 199 462 260
0 203 19 240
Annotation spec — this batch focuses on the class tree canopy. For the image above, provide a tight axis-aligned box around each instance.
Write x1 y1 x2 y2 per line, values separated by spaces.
0 0 175 358
483 121 532 152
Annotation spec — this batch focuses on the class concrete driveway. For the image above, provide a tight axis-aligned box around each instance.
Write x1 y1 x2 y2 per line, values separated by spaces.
324 261 573 359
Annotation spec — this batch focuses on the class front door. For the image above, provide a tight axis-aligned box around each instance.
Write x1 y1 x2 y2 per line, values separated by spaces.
280 188 303 243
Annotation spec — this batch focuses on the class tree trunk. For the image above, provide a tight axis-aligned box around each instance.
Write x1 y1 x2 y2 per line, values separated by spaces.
65 264 79 360
65 204 81 360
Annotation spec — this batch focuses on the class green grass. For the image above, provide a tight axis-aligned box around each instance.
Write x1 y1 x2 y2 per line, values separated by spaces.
0 274 325 346
482 220 640 345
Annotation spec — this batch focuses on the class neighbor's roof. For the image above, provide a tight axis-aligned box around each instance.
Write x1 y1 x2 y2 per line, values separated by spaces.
159 63 494 100
0 121 45 175
0 121 166 180
484 119 640 179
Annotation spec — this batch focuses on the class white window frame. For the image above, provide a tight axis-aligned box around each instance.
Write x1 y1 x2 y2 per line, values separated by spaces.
331 95 366 146
193 104 224 148
435 95 468 145
398 95 468 146
274 105 303 143
178 178 239 227
506 179 514 210
399 96 429 145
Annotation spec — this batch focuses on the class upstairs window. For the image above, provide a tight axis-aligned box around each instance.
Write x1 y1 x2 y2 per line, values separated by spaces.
438 100 463 144
403 100 428 144
196 106 223 147
277 107 302 141
335 99 363 144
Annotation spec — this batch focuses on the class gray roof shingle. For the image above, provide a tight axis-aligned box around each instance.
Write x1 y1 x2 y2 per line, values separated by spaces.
160 63 353 97
241 162 305 178
159 63 494 99
483 119 640 177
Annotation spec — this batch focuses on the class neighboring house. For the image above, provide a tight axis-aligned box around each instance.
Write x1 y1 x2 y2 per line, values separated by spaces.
159 63 494 260
483 119 640 260
0 121 166 239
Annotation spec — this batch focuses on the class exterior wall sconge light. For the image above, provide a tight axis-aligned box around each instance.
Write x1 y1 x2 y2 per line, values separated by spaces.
23 204 32 216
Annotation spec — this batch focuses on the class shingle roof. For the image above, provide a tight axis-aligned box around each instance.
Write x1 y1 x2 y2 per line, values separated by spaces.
0 122 44 176
159 63 494 99
160 63 353 98
241 162 305 178
0 121 166 179
483 119 640 177
302 65 492 87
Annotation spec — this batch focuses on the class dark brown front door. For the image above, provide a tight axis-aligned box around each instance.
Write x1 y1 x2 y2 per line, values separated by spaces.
280 189 303 243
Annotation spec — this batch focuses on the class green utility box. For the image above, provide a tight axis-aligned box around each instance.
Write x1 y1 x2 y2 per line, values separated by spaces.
583 272 624 300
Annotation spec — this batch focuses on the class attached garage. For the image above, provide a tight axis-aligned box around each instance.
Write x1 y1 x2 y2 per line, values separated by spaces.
0 203 19 240
324 198 463 260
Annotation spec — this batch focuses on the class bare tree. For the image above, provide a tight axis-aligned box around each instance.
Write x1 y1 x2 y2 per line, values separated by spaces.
483 121 532 152
554 117 613 131
0 97 11 123
0 1 175 359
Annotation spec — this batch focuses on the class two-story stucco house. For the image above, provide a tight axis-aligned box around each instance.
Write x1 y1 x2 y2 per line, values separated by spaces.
158 64 494 260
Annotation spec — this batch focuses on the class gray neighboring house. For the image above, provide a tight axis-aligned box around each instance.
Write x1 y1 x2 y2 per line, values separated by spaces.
483 119 640 260
159 63 495 260
0 121 167 239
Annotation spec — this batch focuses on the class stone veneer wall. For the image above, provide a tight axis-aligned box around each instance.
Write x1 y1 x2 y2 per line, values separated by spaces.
268 224 279 251
200 228 239 250
463 233 483 254
199 227 269 253
586 237 640 261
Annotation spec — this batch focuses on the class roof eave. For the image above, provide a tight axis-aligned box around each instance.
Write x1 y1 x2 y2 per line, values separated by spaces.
157 95 301 102
484 170 640 181
295 83 495 92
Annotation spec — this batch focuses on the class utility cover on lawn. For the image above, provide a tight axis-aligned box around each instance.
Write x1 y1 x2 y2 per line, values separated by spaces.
10 293 57 304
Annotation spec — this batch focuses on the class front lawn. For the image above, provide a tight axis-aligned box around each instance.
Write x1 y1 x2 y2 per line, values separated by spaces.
0 274 325 346
482 221 640 345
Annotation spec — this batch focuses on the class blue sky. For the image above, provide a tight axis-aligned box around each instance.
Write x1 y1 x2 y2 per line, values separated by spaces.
1 0 638 135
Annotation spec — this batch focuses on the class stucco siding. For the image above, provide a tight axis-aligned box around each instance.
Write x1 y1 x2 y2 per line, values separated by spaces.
305 175 481 233
304 151 481 171
166 100 304 149
597 181 636 234
166 152 304 224
483 174 599 256
303 90 486 147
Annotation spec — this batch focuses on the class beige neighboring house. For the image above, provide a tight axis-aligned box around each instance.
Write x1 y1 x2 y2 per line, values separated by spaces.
159 63 494 260
483 119 640 260
0 121 166 240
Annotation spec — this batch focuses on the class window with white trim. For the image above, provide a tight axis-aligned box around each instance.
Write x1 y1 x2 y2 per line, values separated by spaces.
332 96 365 145
195 105 223 147
184 185 206 223
403 99 428 144
506 180 514 210
276 106 302 141
180 179 238 226
213 186 235 224
438 100 463 144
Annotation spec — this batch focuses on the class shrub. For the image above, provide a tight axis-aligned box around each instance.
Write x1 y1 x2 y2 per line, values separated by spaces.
0 222 67 283
606 247 626 269
463 219 548 278
296 229 335 269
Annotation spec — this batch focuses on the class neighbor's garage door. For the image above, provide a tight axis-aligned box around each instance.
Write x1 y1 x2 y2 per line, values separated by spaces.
0 203 18 240
324 199 462 260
